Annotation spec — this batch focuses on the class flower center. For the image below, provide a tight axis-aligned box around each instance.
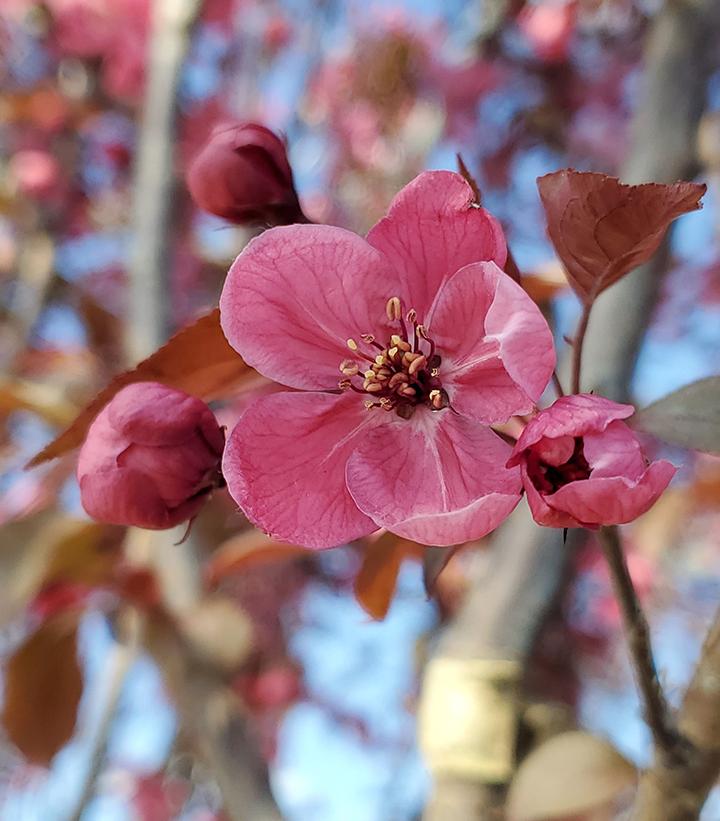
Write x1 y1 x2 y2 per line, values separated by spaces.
527 437 592 494
337 296 449 419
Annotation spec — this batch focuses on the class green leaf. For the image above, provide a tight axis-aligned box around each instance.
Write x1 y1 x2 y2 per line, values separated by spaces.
632 377 720 454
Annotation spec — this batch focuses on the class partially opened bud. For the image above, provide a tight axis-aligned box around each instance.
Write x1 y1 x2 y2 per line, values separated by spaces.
77 383 224 529
186 122 305 225
507 394 675 529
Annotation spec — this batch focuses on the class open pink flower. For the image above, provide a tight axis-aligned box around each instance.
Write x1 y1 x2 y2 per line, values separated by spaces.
507 394 675 528
78 383 225 529
220 171 556 548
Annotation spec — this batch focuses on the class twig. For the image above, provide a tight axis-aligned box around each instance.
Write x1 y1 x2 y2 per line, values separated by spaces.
68 610 143 821
503 248 522 287
551 370 565 398
597 526 677 755
570 302 591 395
633 605 720 819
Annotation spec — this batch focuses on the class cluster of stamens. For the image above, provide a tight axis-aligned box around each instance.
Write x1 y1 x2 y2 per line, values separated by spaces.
338 297 449 419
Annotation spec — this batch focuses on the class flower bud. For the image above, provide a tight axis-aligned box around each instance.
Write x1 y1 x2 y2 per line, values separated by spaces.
77 382 224 529
507 394 675 529
186 122 305 225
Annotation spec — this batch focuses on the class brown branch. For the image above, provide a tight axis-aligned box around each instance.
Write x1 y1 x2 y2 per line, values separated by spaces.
633 606 720 819
597 526 677 754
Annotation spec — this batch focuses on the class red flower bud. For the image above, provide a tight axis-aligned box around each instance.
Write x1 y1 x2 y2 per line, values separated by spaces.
186 122 305 225
77 383 224 529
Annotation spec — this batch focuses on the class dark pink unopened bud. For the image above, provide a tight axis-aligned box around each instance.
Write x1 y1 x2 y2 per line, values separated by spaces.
186 122 305 225
77 383 225 529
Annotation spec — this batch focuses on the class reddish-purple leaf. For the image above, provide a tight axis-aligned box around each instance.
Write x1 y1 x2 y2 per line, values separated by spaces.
354 534 422 621
27 309 257 468
537 170 706 304
2 613 83 766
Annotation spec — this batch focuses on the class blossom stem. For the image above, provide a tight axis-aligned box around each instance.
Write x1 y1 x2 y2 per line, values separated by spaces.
597 525 679 756
570 302 592 394
551 370 565 397
504 248 522 286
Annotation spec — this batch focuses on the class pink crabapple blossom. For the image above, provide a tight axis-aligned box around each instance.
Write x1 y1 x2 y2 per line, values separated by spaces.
506 393 676 529
77 382 225 529
220 171 556 549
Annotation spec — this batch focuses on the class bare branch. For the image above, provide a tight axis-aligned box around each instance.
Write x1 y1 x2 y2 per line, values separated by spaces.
597 526 677 754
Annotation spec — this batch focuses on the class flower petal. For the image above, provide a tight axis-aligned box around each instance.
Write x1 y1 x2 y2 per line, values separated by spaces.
546 461 676 526
583 421 646 480
105 383 222 448
508 394 635 467
366 171 507 318
222 391 378 549
79 469 205 529
220 225 399 390
346 410 521 546
427 262 556 422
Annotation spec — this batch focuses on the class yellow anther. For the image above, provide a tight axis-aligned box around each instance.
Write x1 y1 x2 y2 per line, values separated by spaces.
388 346 399 359
390 335 411 352
340 359 359 376
408 355 427 376
364 370 376 380
347 338 358 351
430 368 439 377
361 333 375 344
406 308 417 323
364 400 376 410
375 354 387 366
429 389 445 409
386 296 402 321
365 382 383 393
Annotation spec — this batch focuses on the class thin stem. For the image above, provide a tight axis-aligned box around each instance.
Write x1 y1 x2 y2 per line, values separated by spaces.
68 611 143 821
504 248 522 286
570 302 592 395
551 370 565 397
597 525 678 755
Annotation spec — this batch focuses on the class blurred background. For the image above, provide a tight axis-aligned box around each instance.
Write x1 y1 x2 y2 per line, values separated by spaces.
1 0 720 819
